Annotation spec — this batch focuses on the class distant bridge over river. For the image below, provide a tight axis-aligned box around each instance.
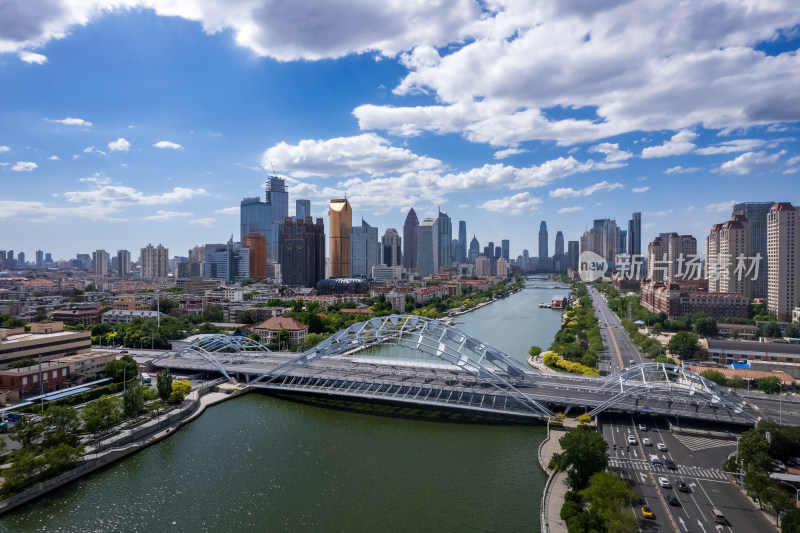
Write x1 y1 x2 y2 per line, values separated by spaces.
152 315 756 425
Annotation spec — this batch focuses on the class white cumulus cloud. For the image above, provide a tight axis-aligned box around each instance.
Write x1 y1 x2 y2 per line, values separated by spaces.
215 206 240 215
46 117 92 127
664 165 700 174
153 140 183 150
641 131 698 158
19 51 47 64
189 218 215 227
493 148 527 160
0 146 9 153
478 192 542 215
263 133 442 178
63 185 208 206
142 210 193 221
632 186 650 193
705 200 738 213
695 139 765 155
549 181 622 199
557 206 584 214
11 161 37 171
588 143 633 163
108 138 130 152
717 150 783 174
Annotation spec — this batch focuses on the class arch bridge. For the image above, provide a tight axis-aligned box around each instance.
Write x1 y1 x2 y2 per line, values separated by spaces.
153 315 757 424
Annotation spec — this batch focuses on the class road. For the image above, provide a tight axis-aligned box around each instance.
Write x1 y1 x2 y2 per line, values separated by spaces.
588 286 644 374
600 412 774 533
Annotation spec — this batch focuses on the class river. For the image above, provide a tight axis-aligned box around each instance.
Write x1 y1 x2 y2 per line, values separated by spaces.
2 285 565 532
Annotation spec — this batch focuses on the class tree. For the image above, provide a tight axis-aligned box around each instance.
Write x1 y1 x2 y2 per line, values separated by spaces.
40 443 83 476
157 367 173 403
762 486 794 525
10 357 36 369
758 376 782 394
745 467 773 508
82 395 123 433
123 382 145 418
549 425 608 489
529 346 542 357
580 470 637 533
651 322 663 335
202 304 223 322
302 332 328 351
764 322 783 338
727 376 747 389
10 416 43 449
666 331 699 358
41 405 81 447
105 355 138 381
142 386 160 402
785 322 800 339
170 379 191 402
2 452 40 491
700 369 727 387
739 430 772 471
693 316 718 337
782 508 800 533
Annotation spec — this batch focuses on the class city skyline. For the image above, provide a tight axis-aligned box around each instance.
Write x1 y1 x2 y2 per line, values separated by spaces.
1 2 799 259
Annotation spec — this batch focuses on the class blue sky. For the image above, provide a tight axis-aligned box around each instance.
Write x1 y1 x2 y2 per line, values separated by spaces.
1 2 799 262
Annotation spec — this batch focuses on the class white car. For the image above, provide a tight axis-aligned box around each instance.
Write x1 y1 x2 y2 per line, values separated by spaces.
657 443 667 451
627 434 636 445
642 437 652 446
658 476 671 488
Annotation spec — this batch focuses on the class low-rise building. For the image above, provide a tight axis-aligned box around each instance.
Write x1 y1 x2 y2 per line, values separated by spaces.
102 309 164 324
693 339 800 378
51 307 103 327
641 281 747 320
0 360 70 395
113 294 150 311
253 317 308 348
0 324 91 369
717 323 760 340
55 351 116 382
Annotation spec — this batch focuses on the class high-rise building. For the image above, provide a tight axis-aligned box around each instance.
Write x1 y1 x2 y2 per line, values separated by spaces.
580 219 620 267
647 233 696 282
522 249 530 271
402 208 419 271
496 257 509 277
475 256 491 277
35 250 43 266
140 244 169 279
458 221 467 263
628 212 642 257
553 231 565 271
117 250 131 277
380 228 402 267
243 232 267 279
93 249 108 275
469 235 480 264
538 222 548 271
417 217 439 277
767 202 800 321
44 253 52 263
17 252 25 266
618 229 627 255
240 197 271 251
204 239 250 285
567 241 579 270
329 198 352 278
732 202 773 299
266 175 289 263
296 199 311 220
437 211 452 270
451 239 463 267
647 237 667 282
282 216 325 288
351 219 379 278
501 239 510 261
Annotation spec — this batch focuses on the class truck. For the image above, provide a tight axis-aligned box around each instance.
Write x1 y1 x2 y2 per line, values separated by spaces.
649 454 661 466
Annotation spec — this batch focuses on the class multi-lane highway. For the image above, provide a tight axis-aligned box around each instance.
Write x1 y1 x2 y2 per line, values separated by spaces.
600 413 773 532
589 286 645 374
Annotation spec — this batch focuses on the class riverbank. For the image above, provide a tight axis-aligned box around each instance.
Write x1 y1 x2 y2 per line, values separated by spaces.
0 380 248 516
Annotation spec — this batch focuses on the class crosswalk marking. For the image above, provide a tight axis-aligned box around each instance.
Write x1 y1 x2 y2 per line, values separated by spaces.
673 434 737 452
608 458 729 480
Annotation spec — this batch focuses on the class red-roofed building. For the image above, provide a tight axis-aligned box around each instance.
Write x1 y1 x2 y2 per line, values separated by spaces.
253 317 309 348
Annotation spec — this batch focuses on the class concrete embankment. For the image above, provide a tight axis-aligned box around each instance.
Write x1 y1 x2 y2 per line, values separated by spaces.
0 381 248 516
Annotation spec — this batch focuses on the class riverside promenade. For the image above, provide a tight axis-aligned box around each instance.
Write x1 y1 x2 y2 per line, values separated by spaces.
538 419 579 533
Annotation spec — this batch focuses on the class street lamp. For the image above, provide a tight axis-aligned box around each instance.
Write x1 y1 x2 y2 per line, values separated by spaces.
781 481 800 506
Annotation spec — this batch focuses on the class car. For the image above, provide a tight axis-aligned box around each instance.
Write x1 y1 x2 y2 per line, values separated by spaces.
664 459 677 470
119 350 128 354
657 442 667 451
627 434 636 445
665 494 680 506
658 476 670 488
641 505 654 519
677 481 690 493
629 359 635 365
642 437 652 446
639 424 647 431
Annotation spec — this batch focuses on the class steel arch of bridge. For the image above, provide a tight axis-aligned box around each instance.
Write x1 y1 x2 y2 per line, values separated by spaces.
153 335 272 382
250 314 554 418
588 362 754 420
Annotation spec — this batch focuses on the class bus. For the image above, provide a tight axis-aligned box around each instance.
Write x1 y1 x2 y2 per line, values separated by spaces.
141 373 151 384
